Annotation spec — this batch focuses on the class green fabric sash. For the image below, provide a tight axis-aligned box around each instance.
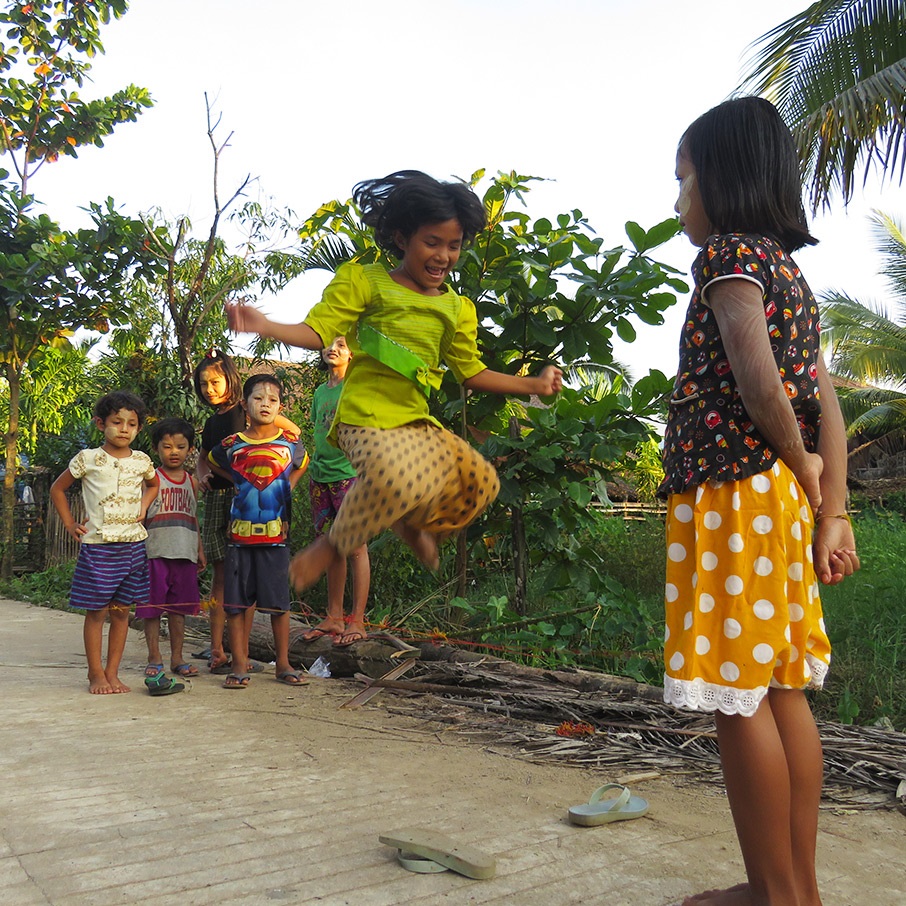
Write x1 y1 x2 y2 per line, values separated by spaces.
356 321 442 398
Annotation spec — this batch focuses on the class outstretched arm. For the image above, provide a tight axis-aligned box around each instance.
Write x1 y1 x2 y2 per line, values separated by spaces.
463 365 562 397
225 302 324 351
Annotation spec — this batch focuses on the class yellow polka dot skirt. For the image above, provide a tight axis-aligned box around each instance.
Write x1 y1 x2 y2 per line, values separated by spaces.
663 460 831 716
329 422 500 557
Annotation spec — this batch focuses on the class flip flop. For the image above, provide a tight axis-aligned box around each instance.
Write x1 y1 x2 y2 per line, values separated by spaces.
276 670 309 686
145 673 185 696
172 663 199 677
333 630 367 648
222 673 250 690
379 827 496 880
567 783 649 826
144 663 165 677
191 647 212 660
211 660 263 675
302 627 336 642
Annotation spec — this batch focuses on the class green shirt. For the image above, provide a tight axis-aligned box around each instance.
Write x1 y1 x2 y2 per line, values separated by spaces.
309 380 357 483
304 263 486 435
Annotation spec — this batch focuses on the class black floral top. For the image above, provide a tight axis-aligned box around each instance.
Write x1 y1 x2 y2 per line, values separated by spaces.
659 233 823 496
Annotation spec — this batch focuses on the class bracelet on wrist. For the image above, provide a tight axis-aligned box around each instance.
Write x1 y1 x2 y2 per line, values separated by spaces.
816 512 851 524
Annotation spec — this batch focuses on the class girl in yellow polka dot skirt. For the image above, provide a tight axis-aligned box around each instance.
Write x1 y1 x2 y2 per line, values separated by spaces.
226 171 562 590
661 99 859 906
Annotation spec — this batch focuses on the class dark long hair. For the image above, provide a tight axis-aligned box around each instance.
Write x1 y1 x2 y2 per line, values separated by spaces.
353 170 487 258
192 349 242 408
679 97 817 252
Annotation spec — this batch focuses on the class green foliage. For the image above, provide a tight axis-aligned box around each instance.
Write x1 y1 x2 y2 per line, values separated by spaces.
821 211 906 457
739 0 906 210
817 508 906 729
0 560 75 611
290 170 685 607
0 0 151 193
0 0 153 578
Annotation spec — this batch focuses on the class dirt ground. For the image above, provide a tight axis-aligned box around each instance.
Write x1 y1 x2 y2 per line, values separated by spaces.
1 597 903 906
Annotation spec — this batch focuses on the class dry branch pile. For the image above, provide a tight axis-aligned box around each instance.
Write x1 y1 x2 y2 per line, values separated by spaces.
374 660 905 811
200 614 905 810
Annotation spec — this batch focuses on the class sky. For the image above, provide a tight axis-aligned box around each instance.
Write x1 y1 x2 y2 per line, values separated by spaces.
21 0 904 379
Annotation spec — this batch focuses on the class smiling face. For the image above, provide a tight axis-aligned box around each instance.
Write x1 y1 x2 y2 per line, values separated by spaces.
675 149 711 248
96 408 140 454
242 381 282 427
392 218 463 294
321 336 351 372
156 433 192 472
199 365 230 408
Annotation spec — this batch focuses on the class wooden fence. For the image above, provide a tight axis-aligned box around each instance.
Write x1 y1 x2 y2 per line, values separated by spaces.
592 500 667 521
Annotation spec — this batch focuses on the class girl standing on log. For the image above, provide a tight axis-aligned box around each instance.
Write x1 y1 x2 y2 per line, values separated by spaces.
302 336 372 647
226 170 562 594
661 97 859 906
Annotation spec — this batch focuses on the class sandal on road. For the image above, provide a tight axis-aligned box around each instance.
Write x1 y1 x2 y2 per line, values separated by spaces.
145 672 185 696
222 673 250 689
567 783 649 826
379 827 496 879
276 670 309 686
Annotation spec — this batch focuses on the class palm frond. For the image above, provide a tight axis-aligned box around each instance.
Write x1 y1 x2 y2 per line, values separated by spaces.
821 291 906 383
869 210 906 313
740 0 906 209
297 234 358 273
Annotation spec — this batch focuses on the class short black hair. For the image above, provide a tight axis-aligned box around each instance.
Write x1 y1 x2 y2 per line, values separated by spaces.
353 170 487 259
150 417 195 448
192 349 243 408
679 97 817 252
93 391 147 426
242 372 283 402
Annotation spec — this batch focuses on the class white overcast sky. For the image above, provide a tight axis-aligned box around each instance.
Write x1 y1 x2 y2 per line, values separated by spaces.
26 0 904 378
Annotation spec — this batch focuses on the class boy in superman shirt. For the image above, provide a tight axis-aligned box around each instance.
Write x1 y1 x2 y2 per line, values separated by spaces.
209 373 309 688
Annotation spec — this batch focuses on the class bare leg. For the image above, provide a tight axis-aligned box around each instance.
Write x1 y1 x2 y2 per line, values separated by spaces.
225 610 250 677
686 699 800 906
143 615 163 669
335 545 371 646
684 690 824 906
84 609 114 694
392 519 439 571
289 535 339 591
302 554 348 641
104 604 132 693
209 559 228 669
168 613 192 672
769 688 823 906
271 611 292 677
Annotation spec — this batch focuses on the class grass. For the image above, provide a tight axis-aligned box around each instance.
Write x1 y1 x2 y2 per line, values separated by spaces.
3 508 904 730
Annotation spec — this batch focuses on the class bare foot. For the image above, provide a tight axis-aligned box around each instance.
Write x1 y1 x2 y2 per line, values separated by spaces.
683 884 752 905
106 674 131 693
392 521 439 570
333 623 368 648
288 537 338 591
88 672 115 694
302 619 344 642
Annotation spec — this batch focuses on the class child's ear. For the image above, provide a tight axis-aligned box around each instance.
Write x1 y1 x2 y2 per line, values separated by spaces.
93 417 105 431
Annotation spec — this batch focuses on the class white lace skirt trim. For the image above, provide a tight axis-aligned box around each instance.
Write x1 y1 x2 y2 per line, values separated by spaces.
663 652 829 717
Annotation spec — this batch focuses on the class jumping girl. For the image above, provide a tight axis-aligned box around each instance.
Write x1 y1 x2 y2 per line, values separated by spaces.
661 97 859 906
226 169 562 594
